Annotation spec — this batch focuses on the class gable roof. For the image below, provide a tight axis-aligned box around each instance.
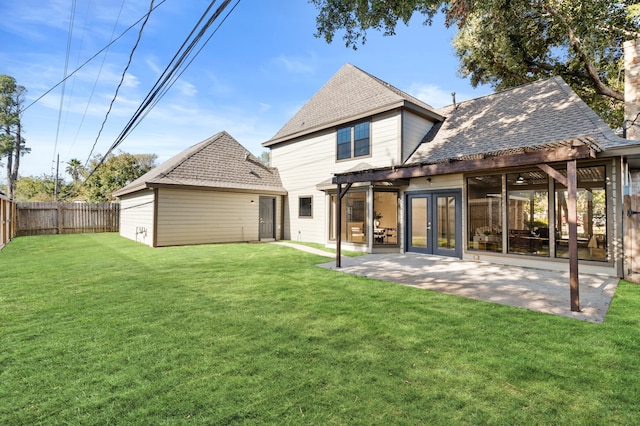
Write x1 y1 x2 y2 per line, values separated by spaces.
263 63 443 147
406 76 634 165
113 131 286 197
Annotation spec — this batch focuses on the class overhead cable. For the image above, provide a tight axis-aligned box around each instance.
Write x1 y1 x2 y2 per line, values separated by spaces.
52 0 77 174
23 0 168 112
85 0 155 167
85 0 239 180
67 0 127 159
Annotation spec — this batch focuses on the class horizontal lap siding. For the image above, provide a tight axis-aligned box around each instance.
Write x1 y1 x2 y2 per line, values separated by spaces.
155 188 260 247
119 191 155 246
272 112 401 244
403 112 434 162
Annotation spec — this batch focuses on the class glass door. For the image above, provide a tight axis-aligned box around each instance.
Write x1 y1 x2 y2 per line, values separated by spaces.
407 191 461 257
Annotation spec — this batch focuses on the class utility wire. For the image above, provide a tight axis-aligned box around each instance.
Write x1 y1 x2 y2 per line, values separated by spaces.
85 0 238 180
52 0 77 175
142 0 241 123
85 0 155 167
23 0 168 113
111 0 229 145
68 0 124 159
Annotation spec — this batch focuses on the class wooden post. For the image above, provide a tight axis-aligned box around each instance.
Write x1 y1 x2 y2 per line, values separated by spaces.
57 203 63 235
567 160 580 311
335 183 354 267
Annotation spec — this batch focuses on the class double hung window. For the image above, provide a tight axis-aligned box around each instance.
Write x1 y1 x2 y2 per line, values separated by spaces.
337 122 370 160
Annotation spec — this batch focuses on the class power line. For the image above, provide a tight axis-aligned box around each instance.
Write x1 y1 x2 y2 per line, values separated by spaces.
85 0 155 167
52 0 77 174
142 0 241 123
67 0 126 159
23 0 168 113
84 0 240 180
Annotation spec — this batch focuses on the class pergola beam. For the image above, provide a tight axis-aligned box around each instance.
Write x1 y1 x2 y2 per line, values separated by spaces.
333 144 595 185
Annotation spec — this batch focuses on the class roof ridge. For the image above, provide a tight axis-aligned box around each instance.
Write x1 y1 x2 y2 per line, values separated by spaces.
158 131 229 179
438 77 563 113
349 63 435 110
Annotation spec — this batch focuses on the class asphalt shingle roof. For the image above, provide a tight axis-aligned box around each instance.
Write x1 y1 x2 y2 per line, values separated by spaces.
263 63 441 146
406 76 633 165
114 131 286 197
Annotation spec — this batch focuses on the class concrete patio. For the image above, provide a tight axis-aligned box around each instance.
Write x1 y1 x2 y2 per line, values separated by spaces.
317 252 619 323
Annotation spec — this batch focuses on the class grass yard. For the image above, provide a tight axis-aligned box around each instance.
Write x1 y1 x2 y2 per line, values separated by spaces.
1 234 640 425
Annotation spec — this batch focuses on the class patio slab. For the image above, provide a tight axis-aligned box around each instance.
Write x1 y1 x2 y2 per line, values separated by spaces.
318 253 619 323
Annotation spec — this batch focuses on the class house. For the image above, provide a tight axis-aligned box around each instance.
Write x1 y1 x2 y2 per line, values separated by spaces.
263 62 640 279
114 131 286 247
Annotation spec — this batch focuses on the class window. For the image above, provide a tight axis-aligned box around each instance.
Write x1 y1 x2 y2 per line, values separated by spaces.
373 191 398 245
337 121 370 160
467 175 503 252
466 166 608 262
299 196 312 217
555 166 607 261
329 191 367 243
507 172 549 256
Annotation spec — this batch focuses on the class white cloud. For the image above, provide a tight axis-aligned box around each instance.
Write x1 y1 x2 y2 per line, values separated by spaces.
408 83 455 108
122 73 140 89
276 54 315 74
176 81 198 97
258 103 272 112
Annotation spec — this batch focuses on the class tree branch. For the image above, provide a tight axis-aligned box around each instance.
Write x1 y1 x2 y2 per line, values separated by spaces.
542 3 624 101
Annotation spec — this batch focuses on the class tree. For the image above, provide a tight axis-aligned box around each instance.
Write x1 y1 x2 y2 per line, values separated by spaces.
259 150 271 166
82 152 157 202
14 174 57 202
65 158 85 184
311 0 640 128
0 74 30 199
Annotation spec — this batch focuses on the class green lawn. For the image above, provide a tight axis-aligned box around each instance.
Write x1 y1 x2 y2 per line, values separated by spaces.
1 234 639 425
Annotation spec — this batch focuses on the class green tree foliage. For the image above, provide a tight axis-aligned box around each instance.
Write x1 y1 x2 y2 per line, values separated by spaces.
311 0 640 128
82 152 157 202
259 150 271 166
14 175 58 202
0 74 30 199
13 174 78 202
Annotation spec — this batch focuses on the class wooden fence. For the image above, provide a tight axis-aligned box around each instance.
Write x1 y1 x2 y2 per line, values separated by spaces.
1 193 16 248
15 202 120 236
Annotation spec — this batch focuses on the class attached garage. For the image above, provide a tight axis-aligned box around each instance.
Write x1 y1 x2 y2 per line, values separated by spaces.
114 131 286 247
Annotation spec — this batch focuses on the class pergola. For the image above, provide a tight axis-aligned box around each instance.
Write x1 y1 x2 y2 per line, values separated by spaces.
333 139 598 312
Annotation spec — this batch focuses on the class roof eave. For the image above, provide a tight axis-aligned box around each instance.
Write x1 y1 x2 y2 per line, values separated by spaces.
146 181 288 195
113 183 152 198
263 100 443 148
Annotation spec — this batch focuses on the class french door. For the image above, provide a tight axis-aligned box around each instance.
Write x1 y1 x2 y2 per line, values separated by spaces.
406 190 462 257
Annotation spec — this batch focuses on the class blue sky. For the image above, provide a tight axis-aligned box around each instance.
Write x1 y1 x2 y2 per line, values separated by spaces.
0 0 492 179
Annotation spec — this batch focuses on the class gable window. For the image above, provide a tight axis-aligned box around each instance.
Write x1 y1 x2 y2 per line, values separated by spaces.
299 196 312 218
337 121 370 160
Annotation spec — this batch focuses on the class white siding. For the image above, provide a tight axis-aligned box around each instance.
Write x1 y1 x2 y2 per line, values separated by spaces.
402 111 435 162
155 188 282 247
271 112 403 243
119 190 155 246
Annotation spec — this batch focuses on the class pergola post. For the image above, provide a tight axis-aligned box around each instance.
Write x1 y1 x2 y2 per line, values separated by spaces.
567 159 580 311
335 182 353 268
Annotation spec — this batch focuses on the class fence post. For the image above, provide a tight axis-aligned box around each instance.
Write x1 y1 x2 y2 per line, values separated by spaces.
57 203 63 234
